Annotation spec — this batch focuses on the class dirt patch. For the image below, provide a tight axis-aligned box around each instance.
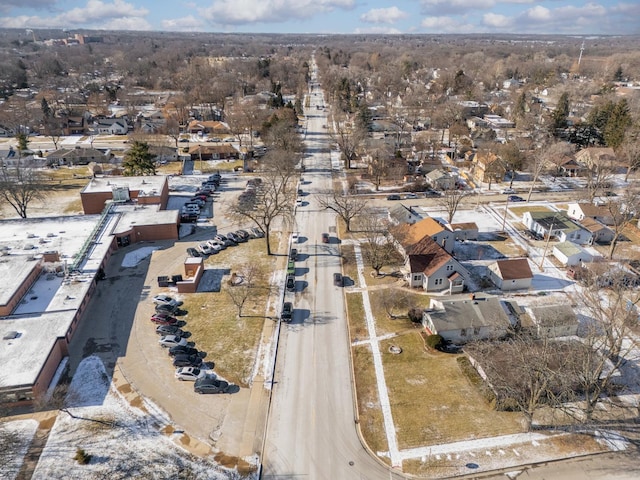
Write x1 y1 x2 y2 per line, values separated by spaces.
38 415 57 430
162 424 175 435
213 452 258 473
117 383 132 394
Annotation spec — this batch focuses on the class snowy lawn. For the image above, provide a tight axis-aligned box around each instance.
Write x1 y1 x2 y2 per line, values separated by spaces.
0 419 38 479
33 356 254 480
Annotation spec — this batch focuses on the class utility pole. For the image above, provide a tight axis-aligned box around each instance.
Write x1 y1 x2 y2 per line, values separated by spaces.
500 196 509 233
538 215 557 271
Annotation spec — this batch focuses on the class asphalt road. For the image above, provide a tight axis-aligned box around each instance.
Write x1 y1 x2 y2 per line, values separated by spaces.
261 61 399 480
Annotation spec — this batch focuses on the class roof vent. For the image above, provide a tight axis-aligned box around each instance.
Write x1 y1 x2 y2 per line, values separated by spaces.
3 331 21 340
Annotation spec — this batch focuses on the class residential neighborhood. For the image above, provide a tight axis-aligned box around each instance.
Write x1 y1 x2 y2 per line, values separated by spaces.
0 28 639 480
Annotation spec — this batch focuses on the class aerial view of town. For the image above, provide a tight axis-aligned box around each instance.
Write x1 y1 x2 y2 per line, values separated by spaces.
0 1 639 479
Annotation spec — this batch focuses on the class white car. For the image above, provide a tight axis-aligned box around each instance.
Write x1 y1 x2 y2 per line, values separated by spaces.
153 294 178 306
501 188 516 194
175 366 206 381
296 198 303 207
207 239 227 250
197 243 214 255
292 232 299 243
159 335 187 348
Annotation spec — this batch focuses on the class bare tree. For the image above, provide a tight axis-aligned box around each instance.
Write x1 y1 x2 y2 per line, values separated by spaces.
230 152 296 255
364 139 396 191
331 114 366 169
525 140 567 202
437 187 470 224
584 156 616 202
379 288 409 319
317 186 368 232
620 125 640 182
0 161 47 218
603 189 640 258
358 212 400 276
568 275 636 421
226 264 262 317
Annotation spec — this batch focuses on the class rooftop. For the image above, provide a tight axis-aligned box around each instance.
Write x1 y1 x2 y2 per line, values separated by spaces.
81 175 168 195
427 295 510 333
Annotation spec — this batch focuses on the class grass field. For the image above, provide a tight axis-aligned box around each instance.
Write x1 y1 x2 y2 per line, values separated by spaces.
381 333 525 449
178 235 280 386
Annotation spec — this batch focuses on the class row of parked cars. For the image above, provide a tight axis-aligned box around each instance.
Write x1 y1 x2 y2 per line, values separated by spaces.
151 294 232 394
180 173 223 222
187 227 265 258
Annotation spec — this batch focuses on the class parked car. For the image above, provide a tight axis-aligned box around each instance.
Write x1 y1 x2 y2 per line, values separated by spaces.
281 302 293 322
286 275 295 292
296 198 303 207
155 303 186 315
405 193 418 199
334 272 343 287
194 376 230 394
150 314 178 325
424 189 441 197
207 239 227 250
501 188 516 194
181 213 199 224
159 335 188 348
508 195 525 202
153 294 180 306
156 325 184 336
387 194 401 201
168 345 199 357
197 243 214 255
186 247 201 257
250 227 265 238
188 198 205 207
226 232 242 243
214 234 234 247
173 354 203 368
235 230 250 241
175 367 205 381
290 248 298 261
321 233 330 243
292 232 300 244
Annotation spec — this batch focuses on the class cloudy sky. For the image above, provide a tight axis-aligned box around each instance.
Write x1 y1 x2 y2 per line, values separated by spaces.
1 0 638 35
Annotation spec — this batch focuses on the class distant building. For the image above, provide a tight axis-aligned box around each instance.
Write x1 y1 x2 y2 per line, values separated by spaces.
80 175 169 214
487 258 533 291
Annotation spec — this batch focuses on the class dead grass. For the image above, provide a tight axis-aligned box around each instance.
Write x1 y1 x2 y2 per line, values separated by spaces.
369 289 428 336
380 333 525 449
63 198 84 214
352 344 389 462
509 204 552 217
485 235 529 257
341 244 358 286
156 163 183 175
179 237 279 387
346 292 367 340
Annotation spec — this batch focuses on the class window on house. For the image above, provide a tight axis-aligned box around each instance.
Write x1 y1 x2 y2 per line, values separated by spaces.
474 327 481 335
413 275 420 281
460 328 467 336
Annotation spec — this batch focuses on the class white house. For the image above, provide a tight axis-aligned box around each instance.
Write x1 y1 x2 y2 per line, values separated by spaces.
388 204 424 225
552 241 594 267
487 258 533 291
405 236 467 293
422 294 510 344
523 211 593 245
567 202 614 226
95 118 129 135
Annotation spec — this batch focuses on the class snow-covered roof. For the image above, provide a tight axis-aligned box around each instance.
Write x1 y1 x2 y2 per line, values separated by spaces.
110 204 178 235
0 256 40 307
81 175 168 195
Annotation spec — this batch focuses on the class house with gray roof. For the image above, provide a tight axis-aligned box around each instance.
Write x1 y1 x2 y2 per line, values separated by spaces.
422 294 510 344
522 211 592 245
552 241 594 266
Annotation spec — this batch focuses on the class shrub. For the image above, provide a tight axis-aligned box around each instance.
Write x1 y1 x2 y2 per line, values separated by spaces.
407 307 423 323
426 334 444 350
74 448 92 465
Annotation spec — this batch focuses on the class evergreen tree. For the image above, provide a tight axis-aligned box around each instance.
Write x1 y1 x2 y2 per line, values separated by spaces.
123 141 156 176
550 92 570 134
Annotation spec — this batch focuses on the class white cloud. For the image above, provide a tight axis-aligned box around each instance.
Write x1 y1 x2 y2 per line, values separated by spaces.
161 16 205 32
200 0 355 25
421 15 459 31
0 0 150 30
524 5 551 21
482 12 511 28
360 6 407 24
421 0 494 15
353 26 403 34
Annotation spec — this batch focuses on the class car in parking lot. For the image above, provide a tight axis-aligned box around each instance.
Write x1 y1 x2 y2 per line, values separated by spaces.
321 233 330 243
508 195 525 202
405 193 418 199
174 367 205 381
296 198 303 207
155 303 186 315
194 376 230 394
290 248 298 261
334 272 343 287
424 189 441 197
150 314 178 325
501 188 516 194
250 227 265 238
156 324 184 336
197 243 215 255
173 354 203 368
281 302 293 322
225 232 241 244
159 335 188 348
292 232 300 244
153 294 180 306
387 194 401 201
168 345 199 357
228 231 246 243
186 247 201 257
235 229 250 241
188 198 205 207
206 239 226 250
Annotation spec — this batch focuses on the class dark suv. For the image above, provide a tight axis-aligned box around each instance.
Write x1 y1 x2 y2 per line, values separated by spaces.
281 302 293 322
286 275 295 291
334 272 343 287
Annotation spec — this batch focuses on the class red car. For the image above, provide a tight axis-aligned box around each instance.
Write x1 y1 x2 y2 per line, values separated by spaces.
150 314 178 325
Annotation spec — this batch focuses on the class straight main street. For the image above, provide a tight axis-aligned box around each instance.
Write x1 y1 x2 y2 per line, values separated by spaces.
261 63 398 479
